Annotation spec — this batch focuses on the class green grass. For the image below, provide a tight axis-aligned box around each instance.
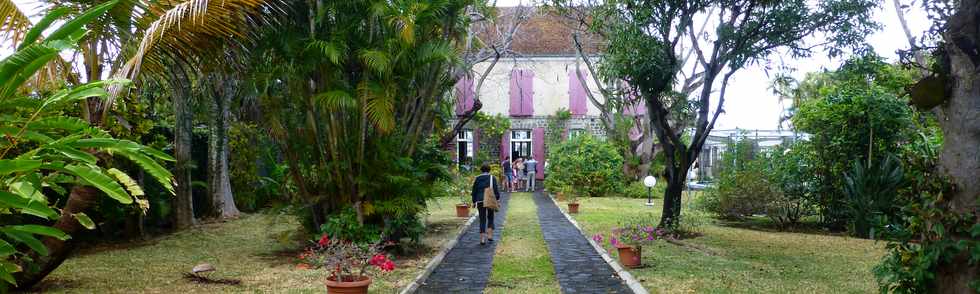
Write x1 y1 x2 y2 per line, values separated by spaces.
485 193 560 294
556 195 885 293
34 197 468 293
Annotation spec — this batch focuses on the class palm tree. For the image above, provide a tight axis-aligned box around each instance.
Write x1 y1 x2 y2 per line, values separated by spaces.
0 0 283 288
250 0 475 227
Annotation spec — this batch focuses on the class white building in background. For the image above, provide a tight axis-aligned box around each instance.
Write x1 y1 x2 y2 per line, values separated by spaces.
450 8 649 180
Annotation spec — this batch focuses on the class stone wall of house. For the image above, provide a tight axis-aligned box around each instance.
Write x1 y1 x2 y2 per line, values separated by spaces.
448 115 606 165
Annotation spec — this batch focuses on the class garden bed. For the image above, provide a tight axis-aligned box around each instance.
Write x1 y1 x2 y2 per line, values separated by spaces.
32 197 468 293
554 195 885 293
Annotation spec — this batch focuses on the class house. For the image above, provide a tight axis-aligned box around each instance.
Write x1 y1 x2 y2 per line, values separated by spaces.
450 8 647 180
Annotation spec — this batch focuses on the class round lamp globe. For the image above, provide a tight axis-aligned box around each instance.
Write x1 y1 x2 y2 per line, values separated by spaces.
643 176 657 188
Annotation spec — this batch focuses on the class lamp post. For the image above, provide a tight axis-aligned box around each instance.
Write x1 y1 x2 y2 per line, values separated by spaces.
643 175 657 207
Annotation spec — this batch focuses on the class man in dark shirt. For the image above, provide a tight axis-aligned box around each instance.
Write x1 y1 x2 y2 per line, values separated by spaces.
502 156 513 192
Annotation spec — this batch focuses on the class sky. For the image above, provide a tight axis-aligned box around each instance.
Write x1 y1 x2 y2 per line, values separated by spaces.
498 0 933 130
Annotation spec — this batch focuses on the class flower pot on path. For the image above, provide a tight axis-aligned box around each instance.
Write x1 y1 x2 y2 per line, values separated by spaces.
325 276 372 294
568 202 579 214
455 204 470 217
615 244 642 268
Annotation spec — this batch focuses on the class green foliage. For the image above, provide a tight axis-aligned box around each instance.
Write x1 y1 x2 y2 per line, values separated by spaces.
702 138 815 229
871 114 974 293
618 180 665 199
474 112 512 139
545 134 624 198
228 122 283 211
843 155 904 239
792 55 916 229
765 143 818 228
0 3 173 289
545 108 571 150
318 208 381 245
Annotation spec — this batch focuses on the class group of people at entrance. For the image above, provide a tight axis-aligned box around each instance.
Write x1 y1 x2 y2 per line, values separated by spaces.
501 156 536 192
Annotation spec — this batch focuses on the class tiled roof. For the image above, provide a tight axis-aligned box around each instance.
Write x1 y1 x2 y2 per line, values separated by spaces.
477 7 603 56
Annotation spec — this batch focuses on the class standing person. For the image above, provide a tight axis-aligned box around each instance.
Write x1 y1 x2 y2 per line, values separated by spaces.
471 164 500 245
514 157 525 191
501 157 513 192
524 157 537 192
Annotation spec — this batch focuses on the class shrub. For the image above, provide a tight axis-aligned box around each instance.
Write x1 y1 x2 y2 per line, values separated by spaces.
545 134 625 197
319 208 382 244
764 143 818 228
618 180 665 199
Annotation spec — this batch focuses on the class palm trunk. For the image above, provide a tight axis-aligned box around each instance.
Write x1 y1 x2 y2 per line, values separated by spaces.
174 77 196 229
936 2 980 290
209 76 241 218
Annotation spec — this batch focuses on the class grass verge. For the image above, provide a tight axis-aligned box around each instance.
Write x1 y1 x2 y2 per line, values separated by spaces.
555 195 885 293
485 192 559 293
34 197 467 293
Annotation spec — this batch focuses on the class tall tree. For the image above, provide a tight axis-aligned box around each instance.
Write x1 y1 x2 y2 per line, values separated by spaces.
586 0 878 228
927 1 980 291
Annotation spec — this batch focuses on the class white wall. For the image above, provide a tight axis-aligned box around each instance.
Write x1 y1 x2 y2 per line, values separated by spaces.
472 56 604 117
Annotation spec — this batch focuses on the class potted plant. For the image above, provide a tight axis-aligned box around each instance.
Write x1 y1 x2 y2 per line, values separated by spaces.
567 193 580 214
602 221 667 268
450 175 470 217
298 234 395 293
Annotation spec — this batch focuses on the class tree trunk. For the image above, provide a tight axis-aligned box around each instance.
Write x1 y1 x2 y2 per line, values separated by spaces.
174 80 196 229
937 2 980 291
209 76 240 218
13 186 100 290
659 161 689 228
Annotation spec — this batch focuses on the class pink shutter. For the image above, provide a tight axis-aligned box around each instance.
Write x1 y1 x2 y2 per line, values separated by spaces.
500 131 510 161
520 70 534 116
455 77 474 116
569 69 588 115
473 128 480 160
509 69 521 116
533 127 545 179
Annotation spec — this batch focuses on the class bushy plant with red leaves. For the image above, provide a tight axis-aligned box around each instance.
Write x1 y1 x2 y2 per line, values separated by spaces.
297 234 395 281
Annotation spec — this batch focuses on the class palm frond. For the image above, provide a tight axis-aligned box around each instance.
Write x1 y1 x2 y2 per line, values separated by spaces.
117 0 285 82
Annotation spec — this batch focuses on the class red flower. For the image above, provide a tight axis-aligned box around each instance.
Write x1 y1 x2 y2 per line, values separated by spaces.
318 234 330 246
380 260 395 272
369 253 388 266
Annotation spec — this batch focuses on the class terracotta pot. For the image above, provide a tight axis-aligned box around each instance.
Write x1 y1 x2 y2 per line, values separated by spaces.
325 276 372 294
616 245 642 268
568 202 579 214
455 204 470 217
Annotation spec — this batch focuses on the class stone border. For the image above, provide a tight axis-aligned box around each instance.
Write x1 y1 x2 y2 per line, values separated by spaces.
399 211 477 294
546 194 649 294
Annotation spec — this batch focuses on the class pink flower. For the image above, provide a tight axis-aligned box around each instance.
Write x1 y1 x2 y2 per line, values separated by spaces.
592 234 604 243
610 237 619 247
318 234 330 246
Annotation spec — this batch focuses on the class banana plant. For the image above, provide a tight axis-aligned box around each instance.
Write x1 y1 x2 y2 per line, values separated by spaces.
0 2 174 288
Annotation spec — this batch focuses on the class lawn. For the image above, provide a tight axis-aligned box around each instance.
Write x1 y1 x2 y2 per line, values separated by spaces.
555 194 886 293
485 192 560 293
32 197 467 293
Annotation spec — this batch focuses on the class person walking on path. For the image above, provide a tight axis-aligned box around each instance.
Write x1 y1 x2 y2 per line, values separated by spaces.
471 164 501 245
524 157 537 191
501 157 513 192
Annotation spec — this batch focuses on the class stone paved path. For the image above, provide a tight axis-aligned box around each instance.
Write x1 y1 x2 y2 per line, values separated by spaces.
416 192 511 294
533 191 631 294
